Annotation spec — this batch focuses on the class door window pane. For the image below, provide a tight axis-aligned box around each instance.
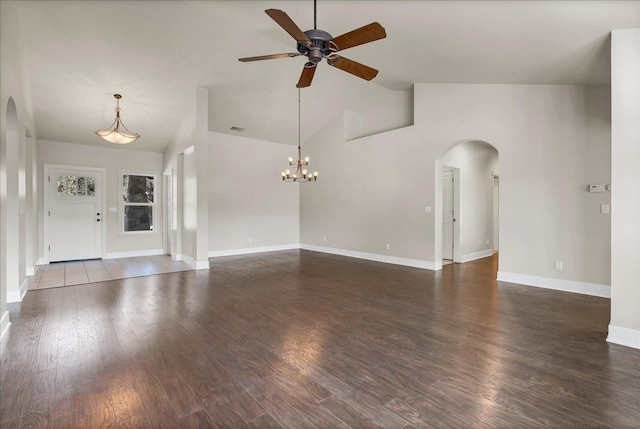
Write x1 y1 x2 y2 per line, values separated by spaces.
124 206 153 231
67 176 77 195
77 177 86 196
87 177 96 196
57 176 67 195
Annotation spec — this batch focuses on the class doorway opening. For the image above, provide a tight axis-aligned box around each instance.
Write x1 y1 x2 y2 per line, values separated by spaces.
439 140 499 267
441 166 459 264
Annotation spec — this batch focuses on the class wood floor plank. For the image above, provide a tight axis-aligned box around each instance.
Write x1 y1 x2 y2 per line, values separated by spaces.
160 372 204 419
2 252 638 428
221 390 266 423
180 409 217 428
319 396 384 429
203 399 250 429
247 413 283 429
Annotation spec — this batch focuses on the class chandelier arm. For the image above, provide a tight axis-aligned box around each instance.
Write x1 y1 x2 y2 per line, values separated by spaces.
99 118 118 131
116 119 139 136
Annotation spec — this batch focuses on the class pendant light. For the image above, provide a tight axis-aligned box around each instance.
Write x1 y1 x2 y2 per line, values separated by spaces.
96 94 140 144
281 89 318 182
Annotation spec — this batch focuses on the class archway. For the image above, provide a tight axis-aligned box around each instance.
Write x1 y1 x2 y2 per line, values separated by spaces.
436 140 499 267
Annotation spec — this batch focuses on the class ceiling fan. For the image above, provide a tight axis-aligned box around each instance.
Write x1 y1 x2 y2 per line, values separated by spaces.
238 0 386 88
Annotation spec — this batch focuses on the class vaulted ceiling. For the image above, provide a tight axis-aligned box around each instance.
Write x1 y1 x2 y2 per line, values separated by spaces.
17 1 639 152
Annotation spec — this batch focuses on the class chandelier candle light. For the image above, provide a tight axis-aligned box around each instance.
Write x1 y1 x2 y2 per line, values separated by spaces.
282 89 318 182
96 94 140 144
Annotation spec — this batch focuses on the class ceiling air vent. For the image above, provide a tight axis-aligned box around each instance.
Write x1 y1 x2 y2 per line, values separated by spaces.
230 126 244 132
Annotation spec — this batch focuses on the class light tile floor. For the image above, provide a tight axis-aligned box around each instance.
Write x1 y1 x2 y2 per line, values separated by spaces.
28 255 193 290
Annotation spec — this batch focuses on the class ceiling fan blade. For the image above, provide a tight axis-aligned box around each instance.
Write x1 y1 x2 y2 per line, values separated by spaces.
330 22 386 51
239 53 301 62
296 64 317 88
328 56 378 81
265 9 310 42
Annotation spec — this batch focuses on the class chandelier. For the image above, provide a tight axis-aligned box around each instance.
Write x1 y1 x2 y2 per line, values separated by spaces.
96 94 140 144
281 89 318 182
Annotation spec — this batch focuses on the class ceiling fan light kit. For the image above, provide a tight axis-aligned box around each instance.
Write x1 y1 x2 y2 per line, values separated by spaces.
95 93 140 144
239 0 386 88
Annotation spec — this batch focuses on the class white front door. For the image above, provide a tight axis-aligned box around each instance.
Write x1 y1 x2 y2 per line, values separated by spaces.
442 169 454 260
49 168 103 262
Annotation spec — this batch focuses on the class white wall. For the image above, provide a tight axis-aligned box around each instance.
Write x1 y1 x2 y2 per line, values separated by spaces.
182 148 197 259
441 140 498 259
301 119 427 263
38 140 164 257
208 132 299 254
301 83 611 293
208 69 413 147
419 84 611 288
163 87 209 267
609 28 640 349
1 1 39 327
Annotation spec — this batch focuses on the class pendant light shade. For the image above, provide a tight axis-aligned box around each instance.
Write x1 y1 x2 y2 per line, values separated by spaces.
96 94 140 144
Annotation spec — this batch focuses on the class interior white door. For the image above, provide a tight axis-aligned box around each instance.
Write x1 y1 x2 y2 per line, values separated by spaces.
49 168 102 262
442 169 454 260
493 176 499 251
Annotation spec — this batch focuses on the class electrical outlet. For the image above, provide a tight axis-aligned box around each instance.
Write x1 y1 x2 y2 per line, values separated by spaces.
323 236 327 242
601 204 610 214
486 239 490 245
425 205 432 213
248 237 253 243
555 261 563 270
385 243 390 250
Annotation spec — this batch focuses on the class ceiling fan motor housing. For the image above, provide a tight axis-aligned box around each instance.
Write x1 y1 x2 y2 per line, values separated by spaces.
298 29 335 63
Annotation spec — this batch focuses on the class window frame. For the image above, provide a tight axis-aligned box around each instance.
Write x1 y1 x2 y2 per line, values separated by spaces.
119 171 159 236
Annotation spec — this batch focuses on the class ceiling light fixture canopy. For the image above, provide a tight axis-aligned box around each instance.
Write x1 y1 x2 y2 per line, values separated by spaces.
282 89 318 182
96 93 140 144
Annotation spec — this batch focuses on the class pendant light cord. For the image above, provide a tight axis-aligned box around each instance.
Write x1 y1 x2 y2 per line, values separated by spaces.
298 88 302 159
314 0 317 30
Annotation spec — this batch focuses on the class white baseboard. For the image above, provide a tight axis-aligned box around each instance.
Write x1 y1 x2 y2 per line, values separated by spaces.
461 249 494 263
0 311 11 349
104 248 165 259
26 265 35 276
208 244 300 258
301 244 440 270
607 325 640 349
7 278 28 303
36 258 46 266
497 271 610 298
194 260 210 270
181 254 209 270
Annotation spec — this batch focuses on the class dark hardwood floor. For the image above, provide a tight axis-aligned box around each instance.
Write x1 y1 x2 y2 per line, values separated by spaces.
1 251 638 428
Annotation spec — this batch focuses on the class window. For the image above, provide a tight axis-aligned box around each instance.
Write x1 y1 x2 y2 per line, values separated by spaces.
122 173 156 233
57 175 95 196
